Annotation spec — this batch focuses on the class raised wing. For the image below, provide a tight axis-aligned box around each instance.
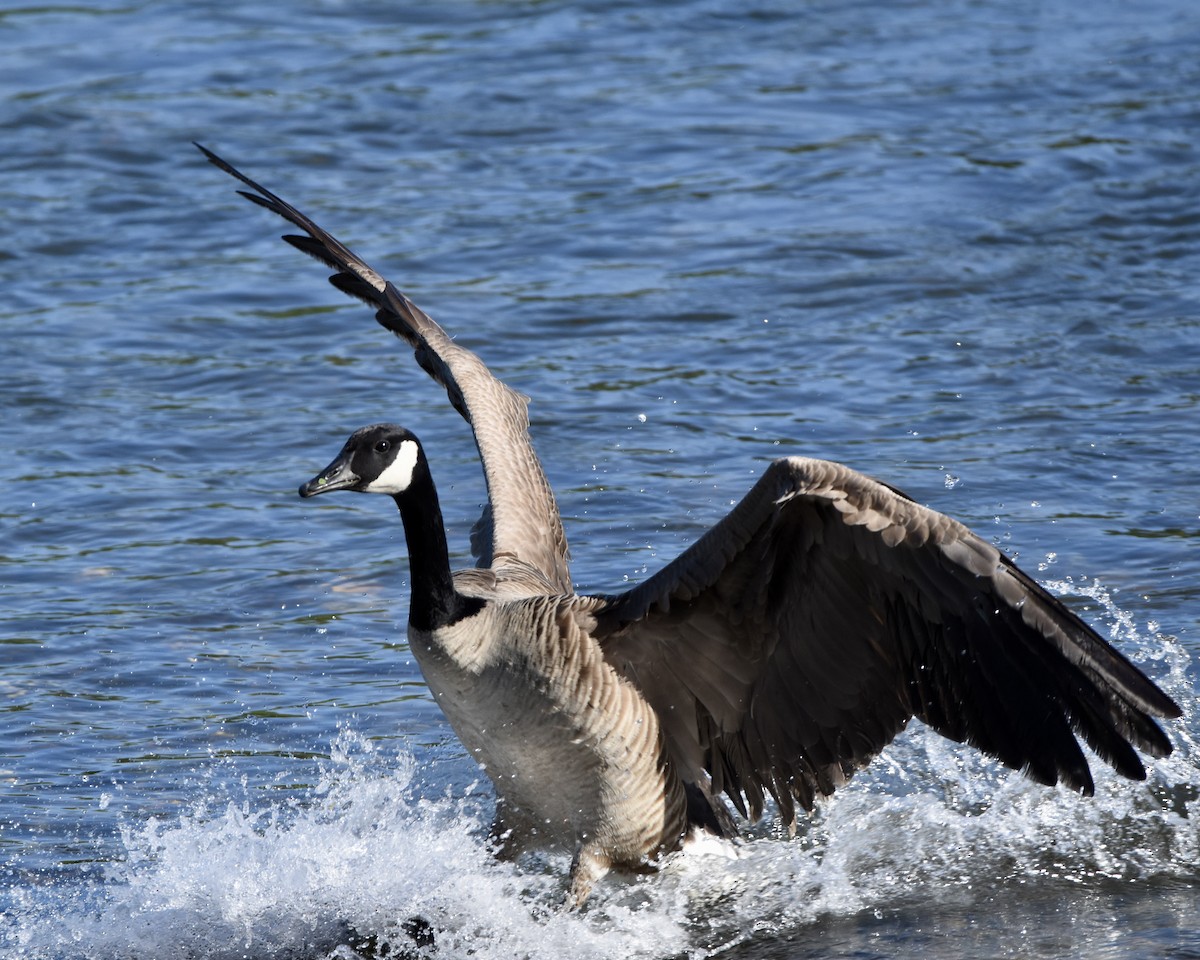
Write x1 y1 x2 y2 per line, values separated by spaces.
596 457 1179 826
198 144 571 593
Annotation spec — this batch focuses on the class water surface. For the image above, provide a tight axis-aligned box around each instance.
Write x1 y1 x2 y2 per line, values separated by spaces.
2 1 1198 957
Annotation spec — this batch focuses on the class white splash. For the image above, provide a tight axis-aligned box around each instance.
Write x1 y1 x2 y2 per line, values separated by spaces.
2 731 688 960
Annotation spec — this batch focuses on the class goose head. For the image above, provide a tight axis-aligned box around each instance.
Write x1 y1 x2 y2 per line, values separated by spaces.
299 423 423 498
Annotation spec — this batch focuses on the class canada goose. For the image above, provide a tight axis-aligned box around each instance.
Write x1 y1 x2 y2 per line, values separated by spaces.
199 144 1180 907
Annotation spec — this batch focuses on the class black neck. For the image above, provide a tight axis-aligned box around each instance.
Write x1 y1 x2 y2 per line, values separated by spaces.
393 462 482 632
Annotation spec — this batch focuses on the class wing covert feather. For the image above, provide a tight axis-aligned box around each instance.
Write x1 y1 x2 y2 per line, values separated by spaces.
596 457 1179 825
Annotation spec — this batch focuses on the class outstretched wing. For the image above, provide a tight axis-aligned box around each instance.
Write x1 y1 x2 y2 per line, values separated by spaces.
596 457 1179 826
197 144 571 593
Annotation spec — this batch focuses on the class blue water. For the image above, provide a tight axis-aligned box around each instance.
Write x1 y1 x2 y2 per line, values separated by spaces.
2 1 1199 957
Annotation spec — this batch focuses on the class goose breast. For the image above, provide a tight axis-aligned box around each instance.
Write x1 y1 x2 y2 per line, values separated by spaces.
410 595 689 865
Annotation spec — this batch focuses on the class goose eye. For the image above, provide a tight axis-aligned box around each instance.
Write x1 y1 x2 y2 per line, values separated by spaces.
374 439 391 453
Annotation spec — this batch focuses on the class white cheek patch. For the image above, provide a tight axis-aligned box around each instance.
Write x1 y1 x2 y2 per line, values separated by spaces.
364 439 420 494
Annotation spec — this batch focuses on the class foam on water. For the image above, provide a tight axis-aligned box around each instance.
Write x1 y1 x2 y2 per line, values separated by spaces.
2 731 691 960
5 595 1195 960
